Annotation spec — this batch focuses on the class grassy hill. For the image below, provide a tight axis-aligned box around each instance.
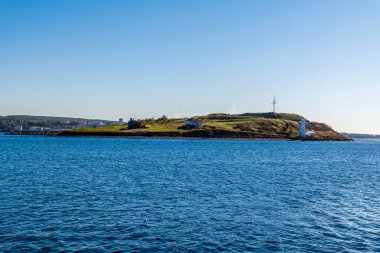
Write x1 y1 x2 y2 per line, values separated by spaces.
60 113 349 141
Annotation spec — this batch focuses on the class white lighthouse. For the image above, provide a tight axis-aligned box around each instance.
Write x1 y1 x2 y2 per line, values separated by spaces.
300 119 306 138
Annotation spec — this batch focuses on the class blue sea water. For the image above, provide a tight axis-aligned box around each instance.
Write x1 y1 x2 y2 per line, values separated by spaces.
0 135 379 252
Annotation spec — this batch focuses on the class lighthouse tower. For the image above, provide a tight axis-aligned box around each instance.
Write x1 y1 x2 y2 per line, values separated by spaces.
300 119 306 138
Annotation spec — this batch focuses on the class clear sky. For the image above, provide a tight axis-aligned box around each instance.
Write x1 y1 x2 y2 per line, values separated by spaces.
1 0 379 133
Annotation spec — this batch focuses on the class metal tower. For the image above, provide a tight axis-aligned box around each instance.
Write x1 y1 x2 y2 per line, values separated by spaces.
271 95 277 114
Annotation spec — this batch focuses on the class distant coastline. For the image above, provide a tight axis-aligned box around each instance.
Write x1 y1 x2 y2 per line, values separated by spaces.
341 133 380 139
1 113 356 141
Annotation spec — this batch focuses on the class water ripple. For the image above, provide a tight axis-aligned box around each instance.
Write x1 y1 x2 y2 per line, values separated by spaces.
0 136 379 252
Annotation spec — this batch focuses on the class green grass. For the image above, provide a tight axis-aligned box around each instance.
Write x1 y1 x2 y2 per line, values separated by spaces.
70 117 297 135
69 125 125 132
145 121 182 132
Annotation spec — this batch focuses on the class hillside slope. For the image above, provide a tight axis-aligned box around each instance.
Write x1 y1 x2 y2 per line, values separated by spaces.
59 113 349 141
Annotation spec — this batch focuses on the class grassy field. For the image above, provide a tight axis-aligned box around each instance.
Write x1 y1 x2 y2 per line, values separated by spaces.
61 113 349 141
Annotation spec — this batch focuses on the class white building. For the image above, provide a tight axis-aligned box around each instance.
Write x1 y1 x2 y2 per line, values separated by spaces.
29 127 44 132
89 121 105 127
14 126 23 132
300 119 316 138
306 130 316 138
184 118 202 127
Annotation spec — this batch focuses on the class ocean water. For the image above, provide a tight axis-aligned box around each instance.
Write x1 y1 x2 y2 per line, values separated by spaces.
0 135 379 252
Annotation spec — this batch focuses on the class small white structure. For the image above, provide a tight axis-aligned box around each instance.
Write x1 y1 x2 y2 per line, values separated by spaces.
300 119 306 138
184 118 202 127
14 126 23 132
306 130 316 138
29 127 44 132
89 121 105 127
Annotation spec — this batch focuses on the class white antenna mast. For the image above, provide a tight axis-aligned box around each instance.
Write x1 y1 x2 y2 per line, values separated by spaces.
271 95 277 114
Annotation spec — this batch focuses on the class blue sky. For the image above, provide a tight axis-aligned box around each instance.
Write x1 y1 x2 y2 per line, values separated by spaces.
0 0 379 133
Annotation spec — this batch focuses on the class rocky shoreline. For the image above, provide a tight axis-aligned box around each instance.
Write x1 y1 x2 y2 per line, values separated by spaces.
58 129 351 141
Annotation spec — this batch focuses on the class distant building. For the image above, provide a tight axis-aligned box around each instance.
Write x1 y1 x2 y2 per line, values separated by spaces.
300 119 306 138
306 130 316 138
29 127 44 132
184 118 202 128
300 119 316 138
119 118 123 123
14 126 23 132
89 121 105 127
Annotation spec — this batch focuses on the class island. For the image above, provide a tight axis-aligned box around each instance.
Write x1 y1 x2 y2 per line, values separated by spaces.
58 113 350 141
